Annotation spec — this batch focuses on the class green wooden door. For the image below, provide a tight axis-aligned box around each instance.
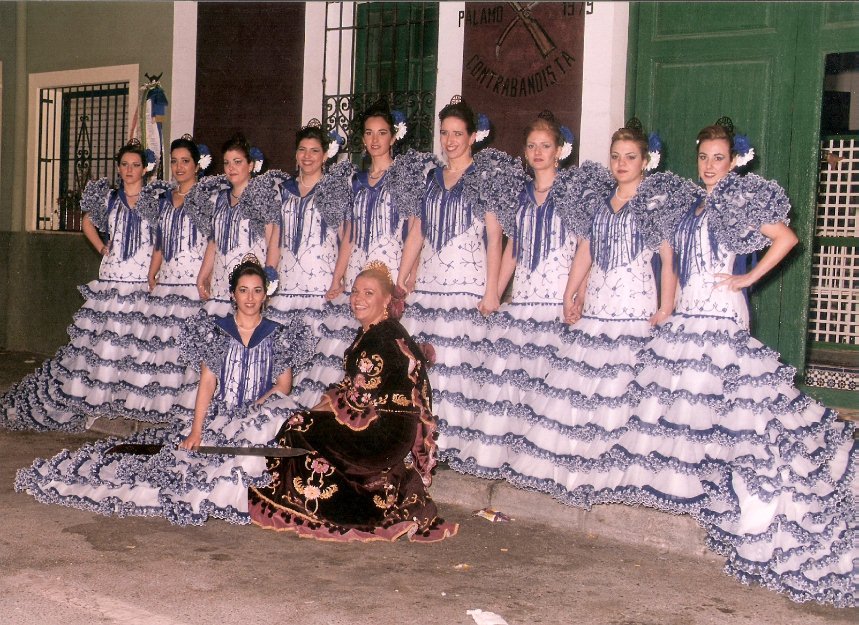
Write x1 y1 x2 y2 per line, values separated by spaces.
627 2 859 374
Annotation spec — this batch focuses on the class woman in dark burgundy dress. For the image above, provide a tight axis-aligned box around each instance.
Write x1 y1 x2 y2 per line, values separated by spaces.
249 262 457 542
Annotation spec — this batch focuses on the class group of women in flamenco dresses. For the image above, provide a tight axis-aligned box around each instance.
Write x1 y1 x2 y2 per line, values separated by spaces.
1 96 854 605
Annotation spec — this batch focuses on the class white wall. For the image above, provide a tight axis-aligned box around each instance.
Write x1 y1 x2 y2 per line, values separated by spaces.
170 1 198 141
579 2 629 164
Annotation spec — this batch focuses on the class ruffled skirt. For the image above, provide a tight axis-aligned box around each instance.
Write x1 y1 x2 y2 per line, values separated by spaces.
437 308 655 508
15 392 300 525
630 314 857 607
0 279 169 431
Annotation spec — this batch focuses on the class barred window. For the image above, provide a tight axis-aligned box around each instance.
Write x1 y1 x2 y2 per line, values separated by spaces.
322 2 438 161
36 82 129 231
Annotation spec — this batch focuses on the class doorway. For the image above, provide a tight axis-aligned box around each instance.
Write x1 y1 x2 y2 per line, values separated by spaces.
806 52 859 409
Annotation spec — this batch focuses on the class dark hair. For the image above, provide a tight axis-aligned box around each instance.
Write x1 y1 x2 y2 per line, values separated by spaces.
696 118 736 156
439 100 476 135
360 99 395 134
295 125 329 151
221 132 252 161
170 136 201 164
524 110 564 148
610 118 648 160
228 257 268 294
115 141 147 167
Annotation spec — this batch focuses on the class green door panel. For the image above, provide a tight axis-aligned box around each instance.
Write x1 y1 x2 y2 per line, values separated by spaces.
626 2 859 373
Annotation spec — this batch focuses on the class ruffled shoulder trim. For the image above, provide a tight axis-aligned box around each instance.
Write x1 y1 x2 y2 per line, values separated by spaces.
241 174 282 239
178 310 231 377
315 160 355 229
707 172 791 253
628 171 702 250
555 161 613 239
80 178 113 230
270 314 318 375
462 147 527 234
183 174 229 238
137 180 175 225
387 149 442 218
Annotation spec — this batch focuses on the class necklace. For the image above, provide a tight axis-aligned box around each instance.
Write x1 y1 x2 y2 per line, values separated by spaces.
175 187 192 197
298 174 319 188
445 160 473 174
230 191 242 200
534 180 554 194
615 188 634 202
125 191 140 198
235 315 262 331
368 166 390 180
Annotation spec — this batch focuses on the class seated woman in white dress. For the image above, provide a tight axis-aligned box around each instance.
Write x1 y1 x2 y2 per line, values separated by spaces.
16 255 316 526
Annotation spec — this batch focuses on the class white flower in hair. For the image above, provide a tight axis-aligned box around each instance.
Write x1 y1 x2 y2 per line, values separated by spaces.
475 113 491 143
250 147 264 174
559 126 574 161
392 110 408 143
326 130 344 160
645 132 662 172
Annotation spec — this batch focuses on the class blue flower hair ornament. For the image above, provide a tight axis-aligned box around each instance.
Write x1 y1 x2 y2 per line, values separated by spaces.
645 132 662 171
392 109 408 142
559 126 575 161
263 265 279 296
197 144 212 171
144 149 157 173
326 130 345 160
475 113 491 144
733 134 755 167
249 147 265 174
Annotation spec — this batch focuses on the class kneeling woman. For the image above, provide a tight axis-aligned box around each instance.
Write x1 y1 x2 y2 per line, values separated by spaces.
250 263 458 542
16 256 315 526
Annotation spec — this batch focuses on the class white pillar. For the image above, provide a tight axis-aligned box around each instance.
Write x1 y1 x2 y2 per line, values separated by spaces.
302 1 327 123
170 1 198 140
579 2 629 164
434 2 465 155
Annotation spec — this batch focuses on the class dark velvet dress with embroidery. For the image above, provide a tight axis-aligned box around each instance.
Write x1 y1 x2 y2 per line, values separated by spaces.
249 318 457 542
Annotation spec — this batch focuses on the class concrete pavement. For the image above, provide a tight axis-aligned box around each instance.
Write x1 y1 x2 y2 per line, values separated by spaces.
0 351 856 624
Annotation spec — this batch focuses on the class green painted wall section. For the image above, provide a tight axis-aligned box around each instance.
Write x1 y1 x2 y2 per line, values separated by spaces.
0 2 174 353
626 2 859 375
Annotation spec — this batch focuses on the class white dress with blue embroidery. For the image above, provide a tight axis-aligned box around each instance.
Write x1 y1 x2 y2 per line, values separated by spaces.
631 173 857 607
296 153 436 408
0 179 159 430
15 312 316 526
399 148 521 444
122 180 207 421
186 174 280 317
437 164 611 476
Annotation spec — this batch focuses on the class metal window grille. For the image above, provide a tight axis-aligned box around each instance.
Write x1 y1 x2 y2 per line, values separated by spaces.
807 137 859 346
36 82 129 231
322 2 438 161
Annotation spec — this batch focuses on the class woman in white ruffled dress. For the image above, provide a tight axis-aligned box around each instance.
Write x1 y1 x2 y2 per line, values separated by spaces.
120 136 211 422
396 99 520 447
15 257 316 526
266 124 347 331
630 120 856 607
192 133 281 317
0 141 162 431
436 112 601 474
297 101 434 406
